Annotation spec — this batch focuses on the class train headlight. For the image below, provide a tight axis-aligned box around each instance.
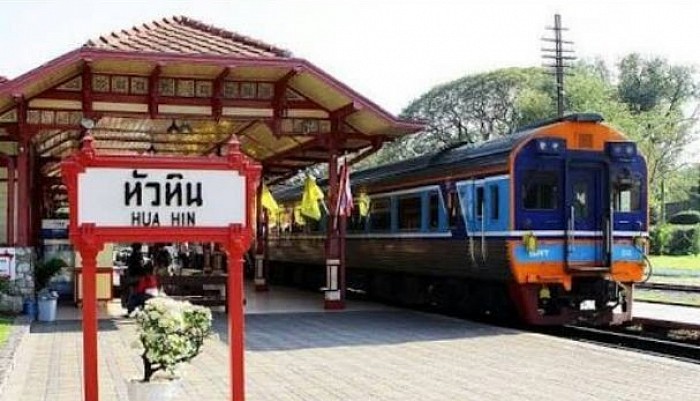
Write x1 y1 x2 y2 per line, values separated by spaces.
535 138 566 155
606 142 637 162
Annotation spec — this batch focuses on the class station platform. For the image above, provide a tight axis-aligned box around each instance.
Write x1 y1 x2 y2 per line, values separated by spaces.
52 282 391 321
2 285 700 401
633 301 700 328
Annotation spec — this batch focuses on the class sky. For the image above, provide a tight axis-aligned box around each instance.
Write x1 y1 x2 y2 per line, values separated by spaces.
1 0 699 161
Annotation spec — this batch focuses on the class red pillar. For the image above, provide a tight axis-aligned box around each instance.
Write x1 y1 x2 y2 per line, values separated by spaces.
324 138 344 309
30 145 42 248
16 139 30 246
7 156 15 246
80 242 101 401
226 244 245 401
15 96 31 247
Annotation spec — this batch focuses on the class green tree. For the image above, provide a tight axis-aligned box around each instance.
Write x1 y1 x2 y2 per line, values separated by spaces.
364 67 554 167
613 54 699 211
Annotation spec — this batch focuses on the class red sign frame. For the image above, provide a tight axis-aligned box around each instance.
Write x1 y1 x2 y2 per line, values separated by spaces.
61 136 260 401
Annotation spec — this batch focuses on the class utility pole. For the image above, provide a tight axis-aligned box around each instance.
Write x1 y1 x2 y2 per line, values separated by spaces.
542 14 576 117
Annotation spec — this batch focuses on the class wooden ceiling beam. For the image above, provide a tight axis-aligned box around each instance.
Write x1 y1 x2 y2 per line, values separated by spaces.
266 170 299 186
271 66 303 136
262 136 322 163
148 64 162 119
82 60 93 117
330 102 362 121
41 138 78 157
203 119 258 155
212 66 232 120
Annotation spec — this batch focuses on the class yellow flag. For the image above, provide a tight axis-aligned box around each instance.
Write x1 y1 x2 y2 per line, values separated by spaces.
261 184 279 214
300 176 324 221
358 193 371 217
293 205 305 226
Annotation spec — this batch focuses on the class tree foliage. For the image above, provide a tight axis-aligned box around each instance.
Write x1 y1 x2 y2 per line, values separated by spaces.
361 68 553 167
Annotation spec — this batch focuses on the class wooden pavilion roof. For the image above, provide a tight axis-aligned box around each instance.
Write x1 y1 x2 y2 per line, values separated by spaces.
84 16 291 58
0 16 423 184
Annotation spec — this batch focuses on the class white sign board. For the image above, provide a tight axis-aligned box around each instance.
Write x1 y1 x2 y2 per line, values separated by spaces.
78 168 246 227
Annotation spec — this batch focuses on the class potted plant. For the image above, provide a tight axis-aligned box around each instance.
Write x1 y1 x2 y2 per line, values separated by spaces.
34 258 66 321
129 296 213 401
0 277 23 313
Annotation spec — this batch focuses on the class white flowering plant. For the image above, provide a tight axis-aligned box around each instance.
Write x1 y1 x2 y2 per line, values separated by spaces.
133 297 213 382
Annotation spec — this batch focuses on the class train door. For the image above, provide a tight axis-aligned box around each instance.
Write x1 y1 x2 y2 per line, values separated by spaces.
456 180 480 268
566 162 609 270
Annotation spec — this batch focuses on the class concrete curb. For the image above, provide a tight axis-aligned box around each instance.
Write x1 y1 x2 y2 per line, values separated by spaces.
0 315 31 395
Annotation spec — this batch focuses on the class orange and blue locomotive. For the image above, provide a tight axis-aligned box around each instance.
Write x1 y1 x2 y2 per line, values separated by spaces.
269 113 648 325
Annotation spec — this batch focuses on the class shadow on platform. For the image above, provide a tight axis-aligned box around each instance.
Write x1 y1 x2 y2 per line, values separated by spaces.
219 309 517 352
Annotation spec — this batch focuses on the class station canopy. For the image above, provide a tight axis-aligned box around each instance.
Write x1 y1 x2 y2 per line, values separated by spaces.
0 16 422 184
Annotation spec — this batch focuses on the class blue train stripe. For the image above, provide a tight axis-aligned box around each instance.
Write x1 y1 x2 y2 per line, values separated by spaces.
514 243 644 263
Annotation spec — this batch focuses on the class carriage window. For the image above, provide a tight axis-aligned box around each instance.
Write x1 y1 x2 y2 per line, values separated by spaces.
398 195 421 231
489 185 499 220
475 187 484 218
523 171 559 210
428 191 440 230
369 198 391 231
447 190 459 228
613 178 642 212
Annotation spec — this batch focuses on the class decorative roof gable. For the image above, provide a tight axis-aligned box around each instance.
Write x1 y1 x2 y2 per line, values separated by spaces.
83 16 291 58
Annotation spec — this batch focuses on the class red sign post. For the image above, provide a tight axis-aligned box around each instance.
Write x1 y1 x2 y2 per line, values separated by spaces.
61 136 260 401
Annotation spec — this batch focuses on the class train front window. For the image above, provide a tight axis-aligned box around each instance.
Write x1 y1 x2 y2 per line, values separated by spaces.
573 182 588 218
522 171 559 210
613 177 641 212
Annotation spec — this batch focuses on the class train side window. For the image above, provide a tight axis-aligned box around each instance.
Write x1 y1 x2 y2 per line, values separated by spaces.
523 171 559 210
369 198 391 231
475 187 484 218
398 195 421 231
613 178 641 212
489 185 499 220
428 191 440 230
447 189 459 228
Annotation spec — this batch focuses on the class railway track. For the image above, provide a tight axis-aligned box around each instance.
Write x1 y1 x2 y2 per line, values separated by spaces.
636 282 700 292
555 324 700 363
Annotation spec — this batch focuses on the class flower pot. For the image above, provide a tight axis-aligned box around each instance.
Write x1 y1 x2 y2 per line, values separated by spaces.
37 297 57 322
127 379 182 401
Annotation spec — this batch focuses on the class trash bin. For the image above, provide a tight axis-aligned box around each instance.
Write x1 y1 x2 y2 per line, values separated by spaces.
23 298 37 318
37 291 59 322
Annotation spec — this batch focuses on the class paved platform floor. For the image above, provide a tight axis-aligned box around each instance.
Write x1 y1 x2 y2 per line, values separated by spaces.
2 287 700 401
634 301 700 327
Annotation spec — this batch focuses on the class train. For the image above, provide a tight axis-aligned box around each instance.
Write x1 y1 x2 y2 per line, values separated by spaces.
267 113 649 325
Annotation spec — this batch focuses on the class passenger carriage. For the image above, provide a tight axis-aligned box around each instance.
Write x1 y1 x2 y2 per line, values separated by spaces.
269 113 648 325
